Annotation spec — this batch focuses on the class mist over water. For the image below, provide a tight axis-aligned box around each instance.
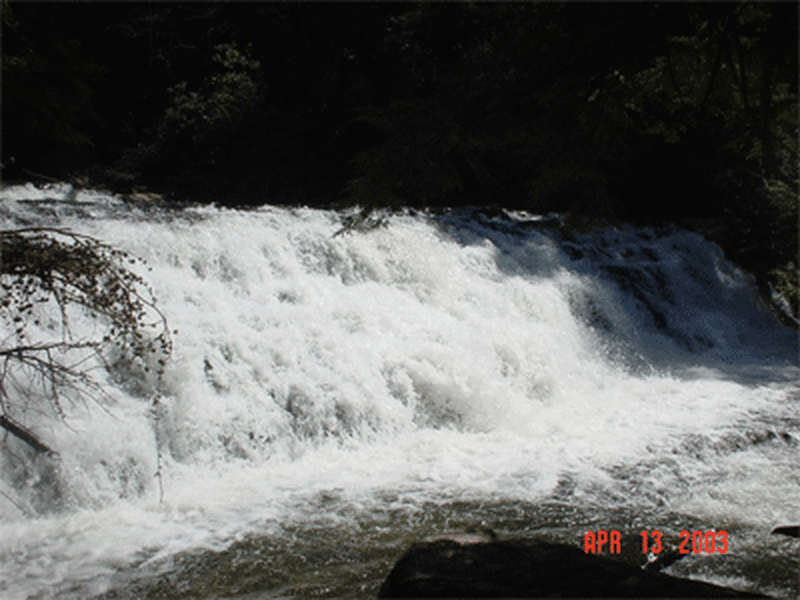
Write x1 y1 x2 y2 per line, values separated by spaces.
0 184 797 598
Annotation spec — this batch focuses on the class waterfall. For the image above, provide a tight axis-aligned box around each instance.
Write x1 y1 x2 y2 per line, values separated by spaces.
0 183 796 599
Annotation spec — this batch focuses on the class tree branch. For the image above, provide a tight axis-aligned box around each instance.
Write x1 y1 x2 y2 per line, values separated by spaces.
0 415 58 457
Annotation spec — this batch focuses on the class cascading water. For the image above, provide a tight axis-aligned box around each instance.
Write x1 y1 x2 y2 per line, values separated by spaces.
0 183 797 599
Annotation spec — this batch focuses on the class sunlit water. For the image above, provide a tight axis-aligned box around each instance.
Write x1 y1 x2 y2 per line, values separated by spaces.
0 183 797 598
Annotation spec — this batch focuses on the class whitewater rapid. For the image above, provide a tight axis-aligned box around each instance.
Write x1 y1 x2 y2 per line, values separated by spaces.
0 183 797 598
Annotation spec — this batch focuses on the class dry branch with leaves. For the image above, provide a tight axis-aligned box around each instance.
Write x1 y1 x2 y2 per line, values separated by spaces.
0 227 172 455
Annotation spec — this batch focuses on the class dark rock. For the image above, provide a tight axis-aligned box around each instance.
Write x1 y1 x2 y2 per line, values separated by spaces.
379 539 770 598
771 525 800 538
600 264 670 330
561 243 584 261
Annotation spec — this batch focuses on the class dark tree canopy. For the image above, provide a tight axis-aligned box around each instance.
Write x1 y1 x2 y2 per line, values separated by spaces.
2 2 797 315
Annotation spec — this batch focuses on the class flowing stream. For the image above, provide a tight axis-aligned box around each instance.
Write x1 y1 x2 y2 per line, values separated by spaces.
0 183 797 599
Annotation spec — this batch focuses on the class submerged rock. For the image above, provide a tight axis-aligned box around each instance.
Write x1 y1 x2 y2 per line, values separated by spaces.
379 539 769 598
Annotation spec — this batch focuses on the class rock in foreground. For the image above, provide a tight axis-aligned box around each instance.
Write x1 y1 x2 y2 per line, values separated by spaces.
379 539 769 598
771 525 800 538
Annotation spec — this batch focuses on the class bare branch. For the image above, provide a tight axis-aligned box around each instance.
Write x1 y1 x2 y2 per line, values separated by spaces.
0 227 172 461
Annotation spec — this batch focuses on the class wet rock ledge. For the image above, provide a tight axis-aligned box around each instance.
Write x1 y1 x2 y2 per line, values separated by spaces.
379 539 769 598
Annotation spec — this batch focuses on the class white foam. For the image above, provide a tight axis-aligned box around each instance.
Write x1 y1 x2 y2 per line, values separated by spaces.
0 185 796 598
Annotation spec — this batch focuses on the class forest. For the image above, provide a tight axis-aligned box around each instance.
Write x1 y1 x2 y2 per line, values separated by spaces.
2 2 797 317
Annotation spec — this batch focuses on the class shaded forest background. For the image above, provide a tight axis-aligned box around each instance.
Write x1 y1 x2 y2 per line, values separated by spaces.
2 2 797 315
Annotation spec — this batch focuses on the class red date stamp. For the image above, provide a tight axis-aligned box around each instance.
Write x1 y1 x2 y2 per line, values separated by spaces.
583 530 622 554
583 530 728 554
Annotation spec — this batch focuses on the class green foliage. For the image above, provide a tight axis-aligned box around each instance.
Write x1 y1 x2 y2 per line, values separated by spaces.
338 3 796 320
132 42 263 177
2 4 103 157
0 228 172 426
1 2 795 315
751 176 798 307
768 264 799 324
349 101 473 209
340 4 668 220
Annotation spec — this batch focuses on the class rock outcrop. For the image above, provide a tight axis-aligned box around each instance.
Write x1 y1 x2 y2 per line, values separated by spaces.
379 539 770 598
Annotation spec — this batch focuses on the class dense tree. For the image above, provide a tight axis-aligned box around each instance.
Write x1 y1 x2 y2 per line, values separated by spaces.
1 3 796 314
340 3 797 314
345 3 796 216
2 3 103 171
